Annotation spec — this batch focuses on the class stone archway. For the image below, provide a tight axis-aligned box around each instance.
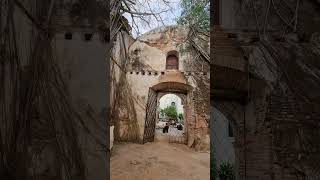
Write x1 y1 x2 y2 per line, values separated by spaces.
142 78 193 144
155 93 186 143
156 92 187 125
211 103 243 180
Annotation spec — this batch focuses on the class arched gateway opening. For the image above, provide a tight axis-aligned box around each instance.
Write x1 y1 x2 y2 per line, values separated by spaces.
211 107 237 178
155 94 185 142
142 76 192 144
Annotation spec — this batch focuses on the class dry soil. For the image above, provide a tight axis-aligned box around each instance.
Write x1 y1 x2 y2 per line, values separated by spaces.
110 133 210 180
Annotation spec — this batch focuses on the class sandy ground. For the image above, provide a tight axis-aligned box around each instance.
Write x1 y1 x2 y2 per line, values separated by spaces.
110 132 210 180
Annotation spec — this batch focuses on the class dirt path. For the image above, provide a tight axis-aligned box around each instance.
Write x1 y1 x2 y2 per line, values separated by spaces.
110 134 210 180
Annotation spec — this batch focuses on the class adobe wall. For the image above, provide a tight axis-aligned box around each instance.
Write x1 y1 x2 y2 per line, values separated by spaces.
112 26 210 151
50 1 109 179
1 1 109 179
52 25 109 180
213 43 320 179
213 0 320 177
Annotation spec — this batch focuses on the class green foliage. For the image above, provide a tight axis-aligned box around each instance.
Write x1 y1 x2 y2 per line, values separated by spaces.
211 143 217 180
177 0 210 32
160 105 178 119
160 109 166 117
218 162 235 180
177 113 184 124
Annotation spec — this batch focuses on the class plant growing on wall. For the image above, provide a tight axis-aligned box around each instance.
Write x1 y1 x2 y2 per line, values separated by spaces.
217 162 235 180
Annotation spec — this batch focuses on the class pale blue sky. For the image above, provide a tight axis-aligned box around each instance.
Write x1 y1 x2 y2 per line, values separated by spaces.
123 0 182 37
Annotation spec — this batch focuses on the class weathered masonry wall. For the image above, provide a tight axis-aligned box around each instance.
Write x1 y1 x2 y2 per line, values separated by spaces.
218 0 320 38
125 72 160 141
1 1 109 179
112 26 210 150
212 0 320 179
51 4 109 179
242 41 320 180
110 31 138 142
267 91 320 179
53 32 108 180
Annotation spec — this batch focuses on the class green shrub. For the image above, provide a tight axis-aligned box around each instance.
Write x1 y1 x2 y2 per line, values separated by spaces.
210 143 217 180
217 162 235 180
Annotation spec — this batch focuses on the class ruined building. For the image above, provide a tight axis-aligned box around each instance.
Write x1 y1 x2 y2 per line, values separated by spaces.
212 0 320 179
1 1 108 179
110 25 210 151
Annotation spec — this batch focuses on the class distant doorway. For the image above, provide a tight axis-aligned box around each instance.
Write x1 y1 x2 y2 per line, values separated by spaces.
155 94 184 143
143 89 188 144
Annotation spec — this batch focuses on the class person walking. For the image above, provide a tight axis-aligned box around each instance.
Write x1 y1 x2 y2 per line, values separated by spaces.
163 123 169 133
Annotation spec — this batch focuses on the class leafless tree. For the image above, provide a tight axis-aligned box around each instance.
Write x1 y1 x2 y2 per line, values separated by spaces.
111 0 179 38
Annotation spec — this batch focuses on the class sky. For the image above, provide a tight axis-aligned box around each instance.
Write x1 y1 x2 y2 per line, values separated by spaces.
123 0 182 37
159 94 184 115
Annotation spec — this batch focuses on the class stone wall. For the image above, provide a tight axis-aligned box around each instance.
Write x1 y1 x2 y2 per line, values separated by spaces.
212 0 320 179
245 40 320 179
52 10 109 180
213 43 320 179
111 26 210 150
0 1 109 179
110 31 139 142
268 90 320 179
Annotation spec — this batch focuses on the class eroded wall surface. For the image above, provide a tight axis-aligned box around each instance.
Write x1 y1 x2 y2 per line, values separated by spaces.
50 1 109 179
213 0 320 179
112 26 210 150
0 1 109 179
53 32 108 180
